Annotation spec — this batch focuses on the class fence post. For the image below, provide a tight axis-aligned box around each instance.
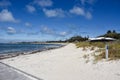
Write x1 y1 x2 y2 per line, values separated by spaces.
105 44 109 60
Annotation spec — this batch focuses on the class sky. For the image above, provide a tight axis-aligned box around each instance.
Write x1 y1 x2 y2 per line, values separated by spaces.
0 0 120 42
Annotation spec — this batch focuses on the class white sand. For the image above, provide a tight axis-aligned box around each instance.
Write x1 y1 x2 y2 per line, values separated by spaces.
1 43 120 80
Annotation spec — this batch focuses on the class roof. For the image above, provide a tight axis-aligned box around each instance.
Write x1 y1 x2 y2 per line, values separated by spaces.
89 37 116 41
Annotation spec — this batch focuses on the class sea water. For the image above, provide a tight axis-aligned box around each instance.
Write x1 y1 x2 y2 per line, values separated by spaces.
0 43 63 54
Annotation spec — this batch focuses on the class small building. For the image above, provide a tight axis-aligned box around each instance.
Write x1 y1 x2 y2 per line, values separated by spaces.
89 37 116 42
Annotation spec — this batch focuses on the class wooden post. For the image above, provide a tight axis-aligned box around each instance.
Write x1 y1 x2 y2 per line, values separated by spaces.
105 44 109 60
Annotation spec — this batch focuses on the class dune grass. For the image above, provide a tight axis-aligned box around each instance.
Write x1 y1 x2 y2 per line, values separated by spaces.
76 41 120 60
76 42 105 48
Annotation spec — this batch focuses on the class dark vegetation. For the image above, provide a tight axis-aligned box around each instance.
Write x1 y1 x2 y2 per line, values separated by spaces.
99 30 120 39
65 36 88 42
46 40 66 43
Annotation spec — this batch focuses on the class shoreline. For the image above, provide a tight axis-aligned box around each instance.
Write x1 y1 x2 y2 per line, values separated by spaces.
1 43 120 80
0 43 67 60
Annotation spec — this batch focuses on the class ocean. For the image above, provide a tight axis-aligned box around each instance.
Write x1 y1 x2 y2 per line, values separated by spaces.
0 43 63 55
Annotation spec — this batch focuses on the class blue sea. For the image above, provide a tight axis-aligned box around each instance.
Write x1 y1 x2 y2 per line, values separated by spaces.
0 43 63 55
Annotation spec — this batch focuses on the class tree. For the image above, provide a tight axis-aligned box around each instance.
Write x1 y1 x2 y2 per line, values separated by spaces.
66 36 88 42
113 30 116 33
99 30 120 39
107 30 112 34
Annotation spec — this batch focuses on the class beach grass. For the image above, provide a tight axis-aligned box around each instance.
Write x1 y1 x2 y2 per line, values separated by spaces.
76 42 105 48
76 41 120 60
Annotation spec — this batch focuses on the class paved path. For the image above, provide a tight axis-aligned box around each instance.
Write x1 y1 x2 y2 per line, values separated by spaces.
0 62 41 80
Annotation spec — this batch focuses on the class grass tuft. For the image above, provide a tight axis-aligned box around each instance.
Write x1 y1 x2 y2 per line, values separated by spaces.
76 41 120 60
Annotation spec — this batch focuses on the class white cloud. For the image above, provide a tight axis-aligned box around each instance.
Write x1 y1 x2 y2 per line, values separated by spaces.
25 22 32 27
70 6 92 19
26 5 36 13
40 25 69 37
70 6 85 16
34 0 53 7
59 31 68 36
0 9 18 22
0 0 11 7
41 26 54 34
43 8 65 17
7 27 16 34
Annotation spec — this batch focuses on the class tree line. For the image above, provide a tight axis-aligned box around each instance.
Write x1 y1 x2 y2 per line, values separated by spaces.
99 30 120 39
65 30 120 42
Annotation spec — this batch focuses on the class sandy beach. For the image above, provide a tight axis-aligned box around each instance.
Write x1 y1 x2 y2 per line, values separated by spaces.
0 43 120 80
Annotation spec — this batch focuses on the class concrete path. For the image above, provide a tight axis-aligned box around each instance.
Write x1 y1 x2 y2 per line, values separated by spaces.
0 62 42 80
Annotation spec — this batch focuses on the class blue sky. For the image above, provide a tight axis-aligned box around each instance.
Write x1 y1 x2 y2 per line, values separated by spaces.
0 0 120 42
